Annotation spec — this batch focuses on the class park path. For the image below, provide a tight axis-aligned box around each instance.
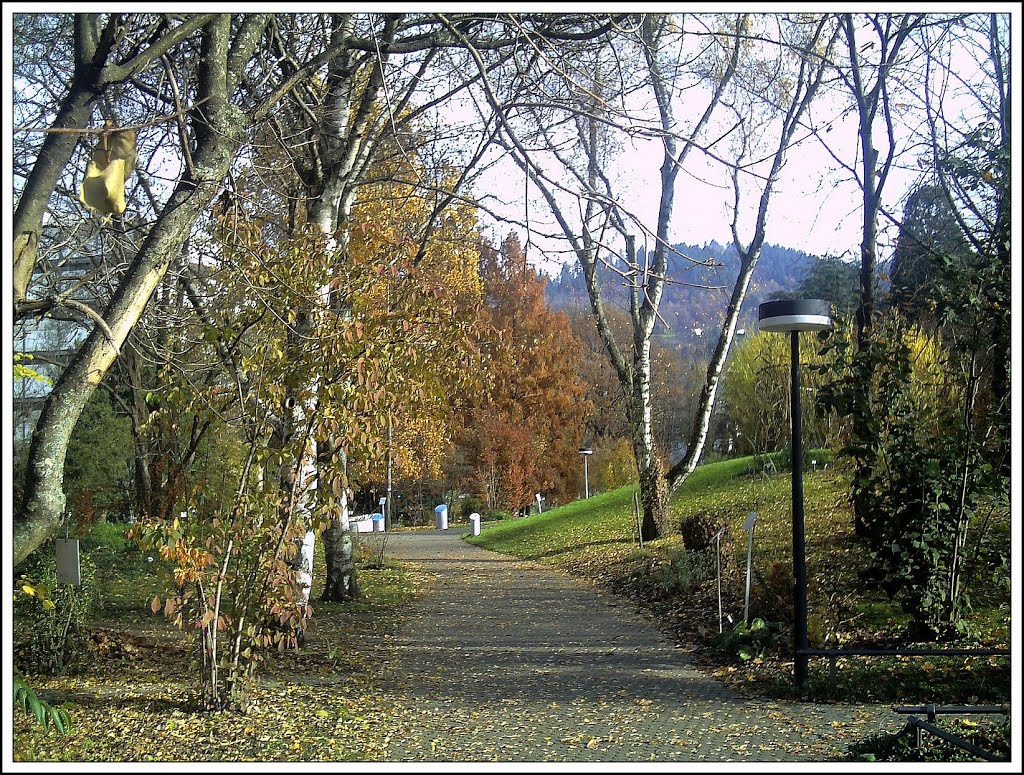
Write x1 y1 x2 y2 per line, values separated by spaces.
360 528 897 763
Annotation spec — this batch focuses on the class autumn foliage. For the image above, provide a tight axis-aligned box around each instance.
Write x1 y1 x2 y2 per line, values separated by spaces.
452 235 591 513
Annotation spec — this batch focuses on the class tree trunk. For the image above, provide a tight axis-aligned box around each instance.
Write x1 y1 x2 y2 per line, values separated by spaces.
628 332 670 540
14 14 262 567
122 341 154 519
321 523 362 602
13 15 113 308
636 446 668 541
665 253 757 492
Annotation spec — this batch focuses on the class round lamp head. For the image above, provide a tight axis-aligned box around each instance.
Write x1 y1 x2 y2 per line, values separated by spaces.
758 299 833 333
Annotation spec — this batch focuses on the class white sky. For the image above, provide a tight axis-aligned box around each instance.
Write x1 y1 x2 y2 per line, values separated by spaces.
463 6 1017 275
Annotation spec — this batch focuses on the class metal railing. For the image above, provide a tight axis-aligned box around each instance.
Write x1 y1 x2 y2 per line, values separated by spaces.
798 646 1010 688
894 704 1009 763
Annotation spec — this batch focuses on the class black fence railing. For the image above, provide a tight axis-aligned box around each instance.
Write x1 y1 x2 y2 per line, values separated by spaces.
893 703 1009 762
798 647 1010 687
901 716 1007 762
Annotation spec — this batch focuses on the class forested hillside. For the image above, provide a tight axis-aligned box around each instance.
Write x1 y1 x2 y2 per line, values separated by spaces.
545 240 821 356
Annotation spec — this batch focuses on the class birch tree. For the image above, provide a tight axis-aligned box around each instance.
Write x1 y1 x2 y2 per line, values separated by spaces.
260 12 633 595
665 15 840 493
446 13 837 538
802 12 929 538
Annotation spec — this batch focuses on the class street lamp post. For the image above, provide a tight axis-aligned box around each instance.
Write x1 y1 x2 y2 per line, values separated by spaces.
758 299 832 687
578 448 593 499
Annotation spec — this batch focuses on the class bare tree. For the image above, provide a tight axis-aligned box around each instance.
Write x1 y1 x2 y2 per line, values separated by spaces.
13 14 272 566
666 15 840 493
446 13 838 538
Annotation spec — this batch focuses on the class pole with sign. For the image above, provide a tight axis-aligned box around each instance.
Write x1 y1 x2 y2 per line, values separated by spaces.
713 526 726 633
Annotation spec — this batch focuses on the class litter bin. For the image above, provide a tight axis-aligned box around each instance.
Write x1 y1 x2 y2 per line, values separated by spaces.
469 512 481 536
435 504 448 530
372 513 385 532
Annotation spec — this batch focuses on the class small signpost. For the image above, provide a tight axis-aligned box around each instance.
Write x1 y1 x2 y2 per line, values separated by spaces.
743 511 759 624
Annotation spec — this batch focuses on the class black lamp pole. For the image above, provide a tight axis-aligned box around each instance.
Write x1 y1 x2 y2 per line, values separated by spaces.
758 299 832 688
790 330 809 686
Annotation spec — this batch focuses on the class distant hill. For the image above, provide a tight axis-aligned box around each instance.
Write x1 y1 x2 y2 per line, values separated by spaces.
544 240 818 356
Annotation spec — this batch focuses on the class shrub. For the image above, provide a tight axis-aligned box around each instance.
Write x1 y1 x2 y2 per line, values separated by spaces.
712 617 785 662
647 548 716 599
679 512 730 552
14 549 96 676
679 512 736 577
751 560 794 623
819 314 1010 640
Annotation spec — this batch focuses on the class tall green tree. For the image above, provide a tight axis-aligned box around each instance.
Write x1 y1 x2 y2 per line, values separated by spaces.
888 183 970 322
816 13 1010 635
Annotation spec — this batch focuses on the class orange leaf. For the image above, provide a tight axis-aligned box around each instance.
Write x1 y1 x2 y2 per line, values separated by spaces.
151 595 161 614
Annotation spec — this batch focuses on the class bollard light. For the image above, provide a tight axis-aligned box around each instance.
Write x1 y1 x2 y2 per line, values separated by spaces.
758 299 832 687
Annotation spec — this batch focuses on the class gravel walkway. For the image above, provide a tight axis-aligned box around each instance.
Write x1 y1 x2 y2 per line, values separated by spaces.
360 528 899 763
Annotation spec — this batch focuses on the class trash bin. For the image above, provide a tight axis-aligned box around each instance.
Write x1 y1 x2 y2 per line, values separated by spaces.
372 513 385 532
435 504 448 530
469 512 481 536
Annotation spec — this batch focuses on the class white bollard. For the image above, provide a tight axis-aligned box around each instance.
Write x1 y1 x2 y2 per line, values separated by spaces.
470 512 481 536
435 504 448 530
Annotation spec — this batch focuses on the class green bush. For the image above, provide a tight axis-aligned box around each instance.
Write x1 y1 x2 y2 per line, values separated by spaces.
14 549 96 676
647 548 716 599
712 617 785 662
80 521 129 553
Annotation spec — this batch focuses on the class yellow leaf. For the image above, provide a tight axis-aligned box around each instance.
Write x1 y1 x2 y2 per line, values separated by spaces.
21 584 36 597
43 600 56 611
